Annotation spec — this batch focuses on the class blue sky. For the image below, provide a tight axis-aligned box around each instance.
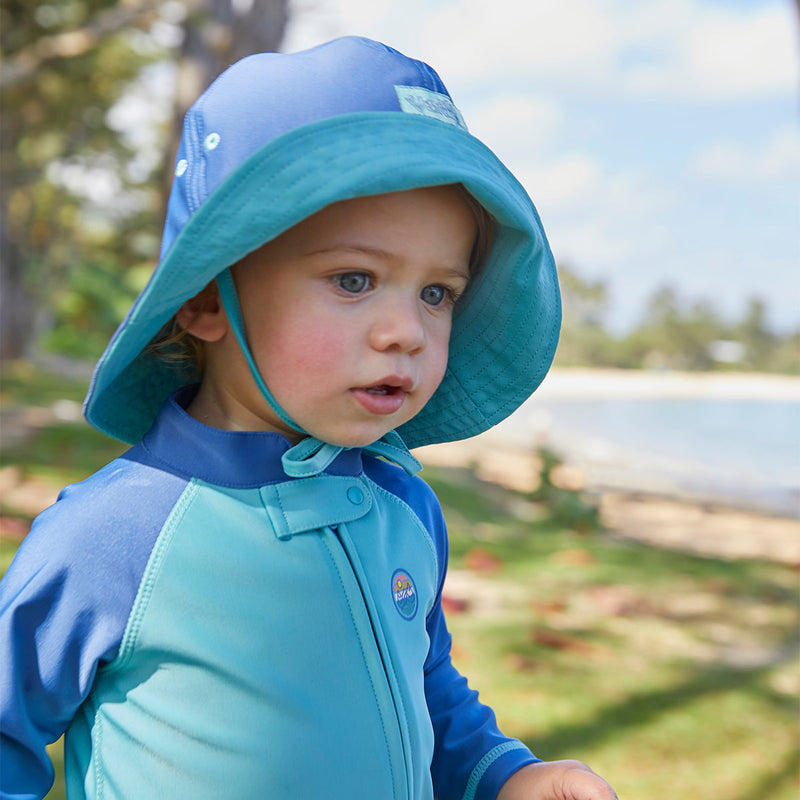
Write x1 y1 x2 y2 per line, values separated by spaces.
283 0 799 333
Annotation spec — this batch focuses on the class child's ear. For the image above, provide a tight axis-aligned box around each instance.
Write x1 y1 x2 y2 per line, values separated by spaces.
176 280 228 342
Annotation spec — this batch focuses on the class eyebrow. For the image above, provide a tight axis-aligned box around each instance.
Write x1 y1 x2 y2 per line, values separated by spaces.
307 245 470 280
306 244 394 260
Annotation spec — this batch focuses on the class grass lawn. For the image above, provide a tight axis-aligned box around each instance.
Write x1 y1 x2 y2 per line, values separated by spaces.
2 364 798 799
425 466 799 800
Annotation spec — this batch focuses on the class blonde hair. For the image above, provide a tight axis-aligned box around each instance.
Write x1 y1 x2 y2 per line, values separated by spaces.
147 184 496 371
455 183 495 277
147 315 207 377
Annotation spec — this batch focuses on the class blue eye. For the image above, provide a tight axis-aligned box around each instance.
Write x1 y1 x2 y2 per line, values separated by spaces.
421 285 447 306
337 273 370 293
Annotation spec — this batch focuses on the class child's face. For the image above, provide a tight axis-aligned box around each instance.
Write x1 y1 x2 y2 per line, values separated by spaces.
198 186 477 447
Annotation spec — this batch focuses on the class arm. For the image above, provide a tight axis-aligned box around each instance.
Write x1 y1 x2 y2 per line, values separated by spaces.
424 603 540 800
367 461 616 800
420 488 540 800
0 498 120 798
0 454 187 798
418 479 615 800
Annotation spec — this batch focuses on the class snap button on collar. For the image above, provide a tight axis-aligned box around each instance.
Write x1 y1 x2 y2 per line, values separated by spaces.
347 486 364 505
261 476 373 539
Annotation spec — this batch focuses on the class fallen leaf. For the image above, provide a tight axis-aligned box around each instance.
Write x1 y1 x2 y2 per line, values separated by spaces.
464 547 503 573
531 628 595 654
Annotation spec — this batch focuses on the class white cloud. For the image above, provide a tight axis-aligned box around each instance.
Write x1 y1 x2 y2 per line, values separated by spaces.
420 0 620 85
465 93 563 157
692 126 800 182
620 1 799 101
284 0 394 52
287 0 799 102
518 154 603 209
552 218 636 266
528 161 675 294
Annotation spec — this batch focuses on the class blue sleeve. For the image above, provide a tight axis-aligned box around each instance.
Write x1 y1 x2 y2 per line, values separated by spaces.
0 451 189 800
424 598 540 800
363 457 540 800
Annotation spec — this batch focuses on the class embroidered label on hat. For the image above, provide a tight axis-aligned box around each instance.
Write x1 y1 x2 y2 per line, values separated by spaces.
391 569 418 620
395 86 467 131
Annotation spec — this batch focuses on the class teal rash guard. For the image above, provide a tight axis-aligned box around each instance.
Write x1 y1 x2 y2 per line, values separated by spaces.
0 388 538 799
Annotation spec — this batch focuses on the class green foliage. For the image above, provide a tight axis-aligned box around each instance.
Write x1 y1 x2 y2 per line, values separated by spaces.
0 421 126 482
431 469 799 800
1 0 170 357
41 258 150 359
528 447 601 533
0 360 88 405
2 0 289 362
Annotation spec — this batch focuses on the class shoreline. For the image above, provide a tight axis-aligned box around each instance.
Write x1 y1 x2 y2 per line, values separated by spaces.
459 367 800 518
413 370 800 562
413 440 800 565
537 367 800 401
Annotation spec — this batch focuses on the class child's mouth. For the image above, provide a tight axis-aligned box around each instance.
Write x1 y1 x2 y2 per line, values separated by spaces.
351 380 411 415
364 385 395 395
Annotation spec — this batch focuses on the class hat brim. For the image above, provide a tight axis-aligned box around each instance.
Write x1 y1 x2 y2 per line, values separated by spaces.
84 112 560 447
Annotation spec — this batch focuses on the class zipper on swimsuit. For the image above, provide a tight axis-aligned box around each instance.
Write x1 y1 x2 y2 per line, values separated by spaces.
326 523 413 800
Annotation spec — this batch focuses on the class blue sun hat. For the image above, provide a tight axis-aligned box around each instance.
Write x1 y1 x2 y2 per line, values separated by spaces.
84 36 560 465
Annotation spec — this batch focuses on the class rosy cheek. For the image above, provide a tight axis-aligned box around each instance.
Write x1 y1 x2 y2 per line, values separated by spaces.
420 341 449 397
269 322 349 382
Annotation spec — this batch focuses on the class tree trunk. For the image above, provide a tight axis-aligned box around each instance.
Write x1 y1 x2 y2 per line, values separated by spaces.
0 101 33 360
0 223 33 361
0 0 289 362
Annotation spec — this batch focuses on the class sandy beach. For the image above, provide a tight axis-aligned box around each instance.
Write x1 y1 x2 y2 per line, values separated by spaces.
414 369 800 565
413 438 800 566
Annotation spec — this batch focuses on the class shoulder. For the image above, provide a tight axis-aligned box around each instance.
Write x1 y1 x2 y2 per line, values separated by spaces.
362 455 448 553
35 444 192 559
2 446 193 644
363 455 442 515
0 447 197 756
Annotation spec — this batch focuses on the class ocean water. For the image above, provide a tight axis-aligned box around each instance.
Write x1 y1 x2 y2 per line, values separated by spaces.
513 397 800 516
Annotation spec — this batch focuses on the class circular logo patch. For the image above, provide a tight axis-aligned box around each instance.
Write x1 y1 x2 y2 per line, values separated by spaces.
391 569 418 620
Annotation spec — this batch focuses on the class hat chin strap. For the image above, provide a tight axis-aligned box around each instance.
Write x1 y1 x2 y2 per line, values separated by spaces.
215 269 421 478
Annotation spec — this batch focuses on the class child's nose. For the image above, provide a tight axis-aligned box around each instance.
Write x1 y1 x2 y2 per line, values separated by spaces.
369 296 426 354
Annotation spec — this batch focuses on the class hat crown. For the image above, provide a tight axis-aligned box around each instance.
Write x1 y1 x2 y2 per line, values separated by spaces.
161 36 465 261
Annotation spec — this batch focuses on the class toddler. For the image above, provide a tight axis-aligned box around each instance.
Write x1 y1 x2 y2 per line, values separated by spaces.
0 36 616 800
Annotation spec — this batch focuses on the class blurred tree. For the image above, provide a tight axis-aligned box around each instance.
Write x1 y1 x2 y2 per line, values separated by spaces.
678 300 724 371
558 263 608 328
735 297 777 370
767 330 800 374
0 0 287 362
634 288 728 370
553 272 800 374
554 264 616 366
0 0 163 359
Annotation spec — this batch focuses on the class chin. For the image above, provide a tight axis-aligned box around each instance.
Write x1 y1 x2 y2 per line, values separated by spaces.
315 426 394 450
335 434 388 449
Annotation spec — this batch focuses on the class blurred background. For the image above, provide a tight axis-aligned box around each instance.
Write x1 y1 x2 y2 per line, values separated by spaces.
2 0 799 510
1 1 799 798
2 0 798 366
